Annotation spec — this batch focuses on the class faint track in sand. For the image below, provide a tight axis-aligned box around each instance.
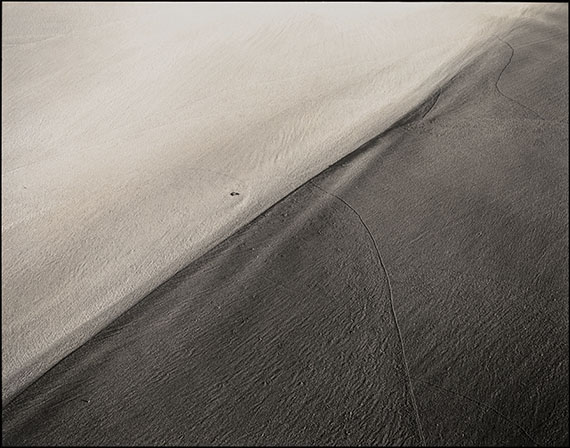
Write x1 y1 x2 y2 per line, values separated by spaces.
416 378 540 446
495 36 545 121
308 180 426 447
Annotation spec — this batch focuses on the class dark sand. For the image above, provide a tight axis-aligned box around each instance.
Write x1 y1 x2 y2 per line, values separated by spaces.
2 11 568 447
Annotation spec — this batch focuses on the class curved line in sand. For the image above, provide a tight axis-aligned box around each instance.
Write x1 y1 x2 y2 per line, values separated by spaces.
308 180 427 447
416 378 540 446
494 35 545 121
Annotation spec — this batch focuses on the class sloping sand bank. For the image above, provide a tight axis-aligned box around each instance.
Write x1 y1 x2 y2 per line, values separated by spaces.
2 3 540 404
3 5 567 445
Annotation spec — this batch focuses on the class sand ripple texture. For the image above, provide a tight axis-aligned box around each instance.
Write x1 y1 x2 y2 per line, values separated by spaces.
1 2 563 410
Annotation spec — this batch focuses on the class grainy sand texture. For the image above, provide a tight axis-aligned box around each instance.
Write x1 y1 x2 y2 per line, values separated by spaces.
2 2 568 446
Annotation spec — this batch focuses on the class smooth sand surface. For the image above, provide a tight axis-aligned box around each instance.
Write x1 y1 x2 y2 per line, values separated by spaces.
3 5 567 445
2 3 539 405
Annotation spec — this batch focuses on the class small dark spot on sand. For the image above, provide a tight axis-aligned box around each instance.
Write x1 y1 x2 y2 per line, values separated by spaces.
230 191 239 196
80 399 90 403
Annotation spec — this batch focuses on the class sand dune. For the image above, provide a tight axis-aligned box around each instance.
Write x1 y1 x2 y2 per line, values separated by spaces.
2 3 567 445
2 3 545 405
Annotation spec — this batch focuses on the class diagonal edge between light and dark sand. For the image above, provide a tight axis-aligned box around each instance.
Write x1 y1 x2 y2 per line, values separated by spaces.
3 168 432 446
0 22 489 410
3 9 569 446
0 86 446 447
6 4 538 411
